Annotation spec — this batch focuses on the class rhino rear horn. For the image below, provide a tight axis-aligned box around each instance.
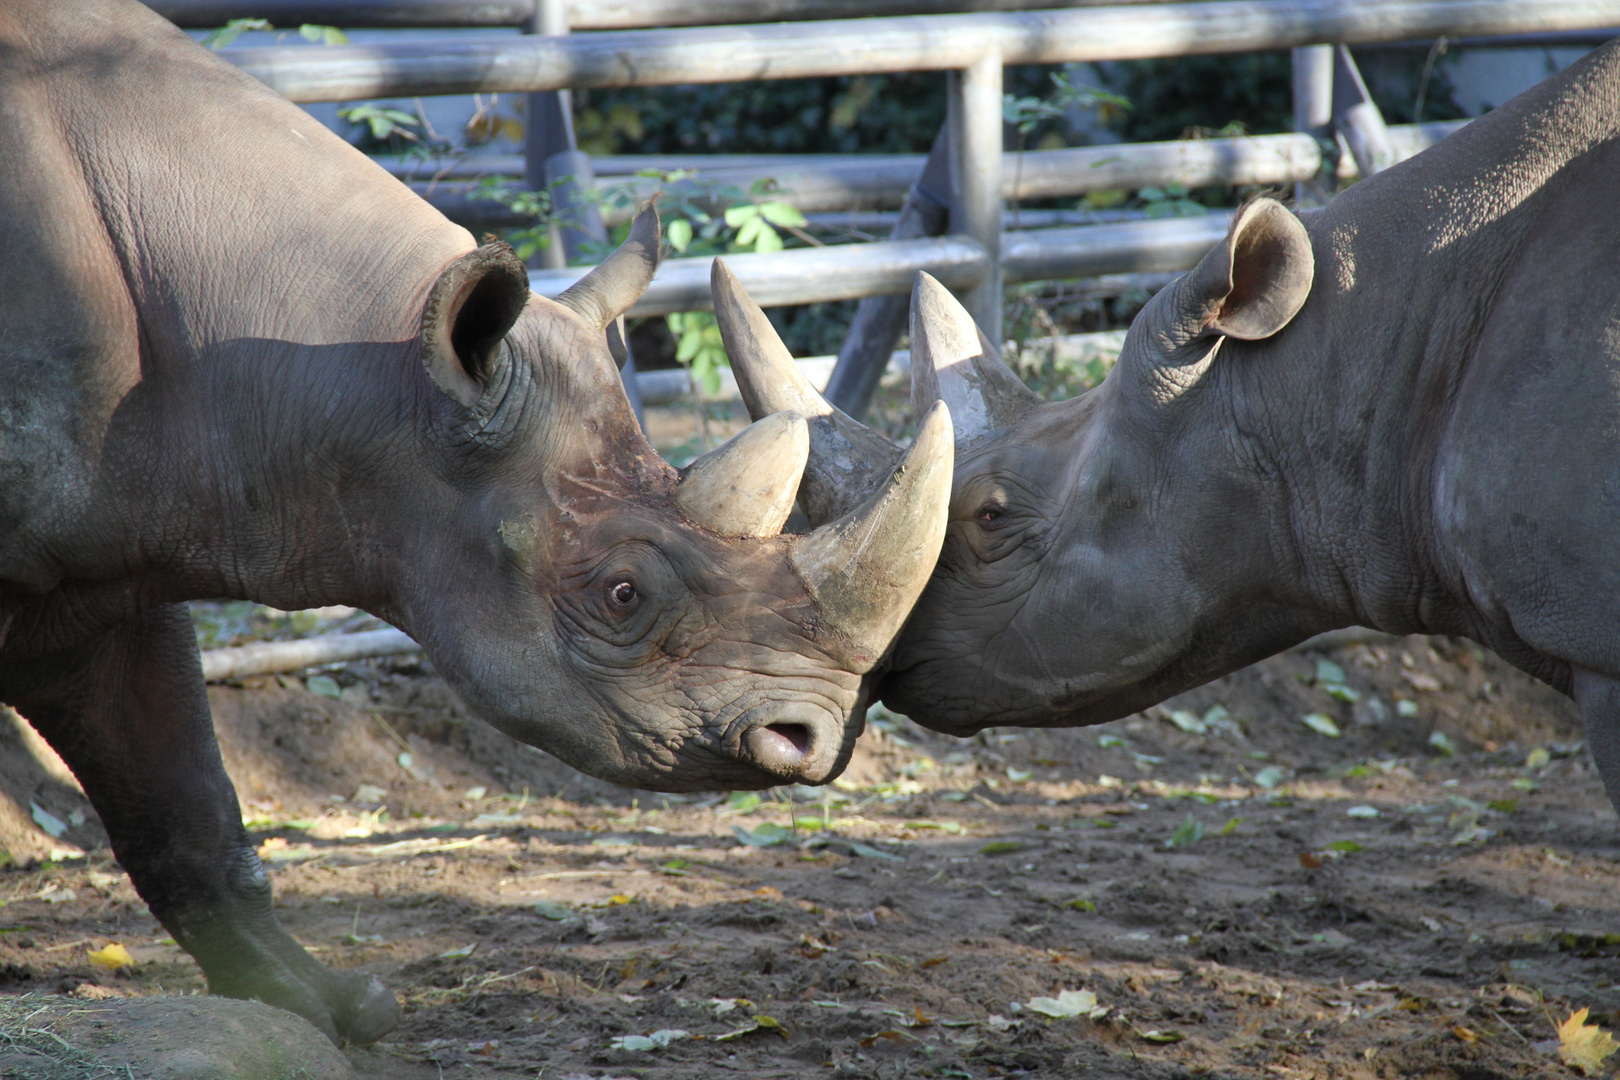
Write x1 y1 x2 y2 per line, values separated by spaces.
675 412 809 538
556 205 661 331
421 242 532 408
910 272 1041 445
793 401 954 668
712 258 902 526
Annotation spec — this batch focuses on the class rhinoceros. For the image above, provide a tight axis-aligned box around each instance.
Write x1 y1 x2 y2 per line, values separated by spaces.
0 0 953 1045
728 38 1620 814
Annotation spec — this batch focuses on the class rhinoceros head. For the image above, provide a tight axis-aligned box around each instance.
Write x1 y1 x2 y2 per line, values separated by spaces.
725 199 1315 734
399 208 952 790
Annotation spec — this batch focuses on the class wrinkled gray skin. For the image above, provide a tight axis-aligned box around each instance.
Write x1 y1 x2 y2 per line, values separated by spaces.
743 40 1620 815
0 0 939 1046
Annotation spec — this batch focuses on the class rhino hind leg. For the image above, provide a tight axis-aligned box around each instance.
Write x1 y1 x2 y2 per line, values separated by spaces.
1571 668 1620 821
0 604 397 1045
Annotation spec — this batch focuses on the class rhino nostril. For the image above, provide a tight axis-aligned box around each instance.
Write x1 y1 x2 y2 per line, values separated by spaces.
768 723 811 755
741 721 817 776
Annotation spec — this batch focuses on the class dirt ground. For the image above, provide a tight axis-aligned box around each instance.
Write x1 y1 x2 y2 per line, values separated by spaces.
0 624 1615 1079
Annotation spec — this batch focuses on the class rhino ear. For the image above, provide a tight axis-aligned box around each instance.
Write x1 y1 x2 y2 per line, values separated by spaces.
1181 198 1314 344
421 242 532 408
910 273 1040 444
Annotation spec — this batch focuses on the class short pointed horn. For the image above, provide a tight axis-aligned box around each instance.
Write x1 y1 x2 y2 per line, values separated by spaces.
674 412 809 538
556 205 660 330
910 272 1041 444
792 400 954 668
712 258 902 526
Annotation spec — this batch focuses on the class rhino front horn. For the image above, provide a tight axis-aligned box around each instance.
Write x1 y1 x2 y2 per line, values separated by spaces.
675 412 809 538
555 204 660 331
712 258 902 526
793 400 954 666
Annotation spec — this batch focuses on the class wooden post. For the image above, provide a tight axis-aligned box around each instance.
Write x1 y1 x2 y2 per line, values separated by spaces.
949 48 1004 348
1332 44 1394 177
823 124 951 420
1291 44 1334 205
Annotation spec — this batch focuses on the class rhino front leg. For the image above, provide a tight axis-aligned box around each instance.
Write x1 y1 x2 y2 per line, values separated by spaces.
1572 668 1620 819
1 603 397 1045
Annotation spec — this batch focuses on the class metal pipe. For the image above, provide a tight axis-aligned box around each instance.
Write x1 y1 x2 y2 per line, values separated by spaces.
221 1 1620 103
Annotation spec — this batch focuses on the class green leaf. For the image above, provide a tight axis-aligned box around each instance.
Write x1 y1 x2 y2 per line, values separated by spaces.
758 201 807 228
30 803 66 839
1326 840 1362 853
726 791 762 813
1526 747 1551 769
202 17 271 48
665 218 693 252
1006 767 1033 783
299 24 348 45
1345 804 1380 819
848 842 902 861
533 900 577 921
1219 816 1243 836
1166 709 1206 734
978 841 1028 856
723 204 759 228
1429 731 1457 756
1486 798 1518 813
732 823 792 848
1097 734 1127 749
1165 813 1204 848
439 943 478 960
1141 1029 1186 1044
1314 659 1346 684
1253 766 1286 789
305 675 341 698
751 223 784 254
1324 683 1360 703
1301 712 1342 738
1062 898 1097 912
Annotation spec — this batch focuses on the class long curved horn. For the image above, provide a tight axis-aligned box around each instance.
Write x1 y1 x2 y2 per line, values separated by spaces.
793 400 954 667
910 272 1041 444
674 412 809 538
712 258 902 526
556 205 660 330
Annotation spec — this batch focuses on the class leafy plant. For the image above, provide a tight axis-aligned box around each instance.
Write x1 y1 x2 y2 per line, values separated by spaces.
667 312 728 397
339 104 422 143
202 19 347 49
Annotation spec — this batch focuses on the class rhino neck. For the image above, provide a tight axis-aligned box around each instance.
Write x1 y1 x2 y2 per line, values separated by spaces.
0 0 478 638
1233 37 1620 641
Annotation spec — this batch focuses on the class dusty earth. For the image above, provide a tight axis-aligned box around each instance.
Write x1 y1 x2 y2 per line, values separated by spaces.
0 619 1615 1079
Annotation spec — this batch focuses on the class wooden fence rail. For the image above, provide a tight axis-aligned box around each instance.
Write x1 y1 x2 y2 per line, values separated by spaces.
156 0 1212 31
219 0 1620 103
523 213 1232 316
405 122 1466 229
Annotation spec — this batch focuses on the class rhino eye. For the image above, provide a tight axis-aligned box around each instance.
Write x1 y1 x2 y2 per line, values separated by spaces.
609 580 638 606
975 504 1007 530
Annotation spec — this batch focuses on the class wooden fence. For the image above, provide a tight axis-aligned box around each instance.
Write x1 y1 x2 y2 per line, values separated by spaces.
157 0 1620 403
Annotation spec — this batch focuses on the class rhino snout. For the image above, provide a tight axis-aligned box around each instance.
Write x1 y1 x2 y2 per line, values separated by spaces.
729 702 840 783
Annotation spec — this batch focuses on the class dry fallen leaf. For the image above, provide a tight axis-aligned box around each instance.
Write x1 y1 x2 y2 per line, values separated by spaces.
1558 1008 1619 1074
87 943 135 972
